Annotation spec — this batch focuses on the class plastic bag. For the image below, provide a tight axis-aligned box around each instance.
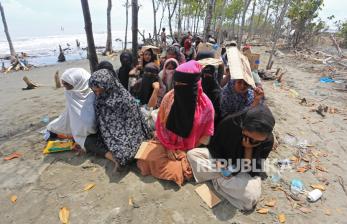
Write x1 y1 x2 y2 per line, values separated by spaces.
43 140 74 154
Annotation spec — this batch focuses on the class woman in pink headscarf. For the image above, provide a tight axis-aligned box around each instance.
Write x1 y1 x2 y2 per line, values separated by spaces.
137 60 215 186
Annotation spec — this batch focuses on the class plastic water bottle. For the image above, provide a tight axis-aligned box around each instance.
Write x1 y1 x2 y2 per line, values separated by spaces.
291 179 304 195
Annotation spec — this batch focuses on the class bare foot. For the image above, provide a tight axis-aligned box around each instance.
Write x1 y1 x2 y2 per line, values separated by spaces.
105 151 120 173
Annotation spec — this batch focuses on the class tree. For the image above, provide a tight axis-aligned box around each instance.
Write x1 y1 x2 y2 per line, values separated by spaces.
339 20 347 47
124 0 130 50
105 0 113 54
267 0 291 69
204 0 215 41
0 2 16 60
216 0 228 44
238 0 252 48
81 0 98 72
247 0 257 39
287 0 324 48
151 0 160 46
132 0 139 63
167 0 178 39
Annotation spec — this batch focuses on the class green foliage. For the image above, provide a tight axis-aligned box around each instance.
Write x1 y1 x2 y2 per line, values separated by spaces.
340 21 347 46
287 0 325 47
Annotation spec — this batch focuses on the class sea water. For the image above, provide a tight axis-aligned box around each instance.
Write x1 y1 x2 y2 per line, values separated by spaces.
0 30 133 67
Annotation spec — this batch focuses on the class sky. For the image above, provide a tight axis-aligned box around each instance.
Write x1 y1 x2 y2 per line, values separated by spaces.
0 0 346 40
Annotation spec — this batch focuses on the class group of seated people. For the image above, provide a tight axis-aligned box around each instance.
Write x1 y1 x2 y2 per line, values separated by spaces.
46 41 275 211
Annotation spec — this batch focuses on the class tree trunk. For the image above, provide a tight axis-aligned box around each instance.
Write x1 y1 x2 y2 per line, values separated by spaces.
232 15 236 38
80 0 98 72
168 0 178 39
204 0 215 41
158 3 166 36
217 0 228 44
0 2 16 58
248 0 256 40
262 0 271 33
105 0 112 53
124 0 129 50
177 0 182 39
132 0 139 64
266 0 291 69
238 0 252 48
152 0 159 46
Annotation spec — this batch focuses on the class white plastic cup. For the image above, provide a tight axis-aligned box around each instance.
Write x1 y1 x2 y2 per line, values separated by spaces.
307 189 323 202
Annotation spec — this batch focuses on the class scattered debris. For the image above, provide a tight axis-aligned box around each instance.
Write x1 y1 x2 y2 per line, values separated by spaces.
278 213 286 223
10 195 17 203
22 76 39 90
256 208 269 214
128 196 140 208
3 152 22 161
59 207 70 224
307 189 323 202
195 184 221 208
83 183 96 192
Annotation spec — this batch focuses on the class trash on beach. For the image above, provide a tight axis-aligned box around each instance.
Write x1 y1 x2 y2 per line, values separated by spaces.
4 152 22 161
278 213 286 223
315 165 328 172
307 189 323 202
59 207 70 224
296 166 310 173
41 115 50 124
319 77 335 83
43 140 74 154
256 208 269 214
83 183 96 192
128 196 140 208
195 184 221 208
10 195 17 203
299 207 312 214
291 179 304 195
289 89 299 98
310 183 326 191
265 199 277 207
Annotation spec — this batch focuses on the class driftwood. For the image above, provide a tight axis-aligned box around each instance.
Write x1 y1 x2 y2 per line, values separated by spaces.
54 70 61 88
22 76 39 90
58 45 66 62
330 34 344 58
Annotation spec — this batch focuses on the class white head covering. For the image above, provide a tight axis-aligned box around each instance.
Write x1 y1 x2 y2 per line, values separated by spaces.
47 68 96 149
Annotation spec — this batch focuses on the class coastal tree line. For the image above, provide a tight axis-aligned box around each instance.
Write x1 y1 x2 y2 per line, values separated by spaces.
1 0 347 72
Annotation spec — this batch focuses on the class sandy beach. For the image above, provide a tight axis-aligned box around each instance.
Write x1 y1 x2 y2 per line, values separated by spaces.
0 49 347 224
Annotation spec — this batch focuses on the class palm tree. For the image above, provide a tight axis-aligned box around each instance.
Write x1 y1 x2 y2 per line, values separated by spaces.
80 0 98 72
0 2 16 60
105 0 113 54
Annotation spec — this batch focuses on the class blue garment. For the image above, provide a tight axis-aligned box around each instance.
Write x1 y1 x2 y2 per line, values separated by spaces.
221 80 254 117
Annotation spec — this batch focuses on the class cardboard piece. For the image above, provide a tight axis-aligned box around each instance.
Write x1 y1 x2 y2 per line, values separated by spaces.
226 47 255 88
198 58 223 67
197 43 222 59
195 184 222 208
135 141 149 159
248 53 260 71
141 45 161 55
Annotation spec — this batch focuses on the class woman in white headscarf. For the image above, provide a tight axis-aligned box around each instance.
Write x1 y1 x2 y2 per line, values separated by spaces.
47 68 96 150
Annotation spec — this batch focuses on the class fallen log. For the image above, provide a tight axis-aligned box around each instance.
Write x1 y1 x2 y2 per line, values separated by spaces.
330 34 344 58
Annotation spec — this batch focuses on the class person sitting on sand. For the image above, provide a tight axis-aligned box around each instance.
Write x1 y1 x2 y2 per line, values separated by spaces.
163 45 186 66
159 58 179 92
187 105 275 211
137 60 215 186
131 48 157 78
86 68 152 170
46 68 96 151
132 62 165 109
114 51 133 90
180 38 196 62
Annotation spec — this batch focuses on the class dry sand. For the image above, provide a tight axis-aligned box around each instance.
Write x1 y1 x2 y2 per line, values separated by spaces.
0 50 346 224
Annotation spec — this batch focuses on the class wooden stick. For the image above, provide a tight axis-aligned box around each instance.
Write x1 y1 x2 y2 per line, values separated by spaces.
54 70 61 88
23 76 39 89
330 34 344 58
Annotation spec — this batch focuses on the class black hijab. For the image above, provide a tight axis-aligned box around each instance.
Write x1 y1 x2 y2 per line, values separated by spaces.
166 69 200 138
201 65 222 125
118 51 133 89
138 62 159 105
208 105 275 176
97 61 116 78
